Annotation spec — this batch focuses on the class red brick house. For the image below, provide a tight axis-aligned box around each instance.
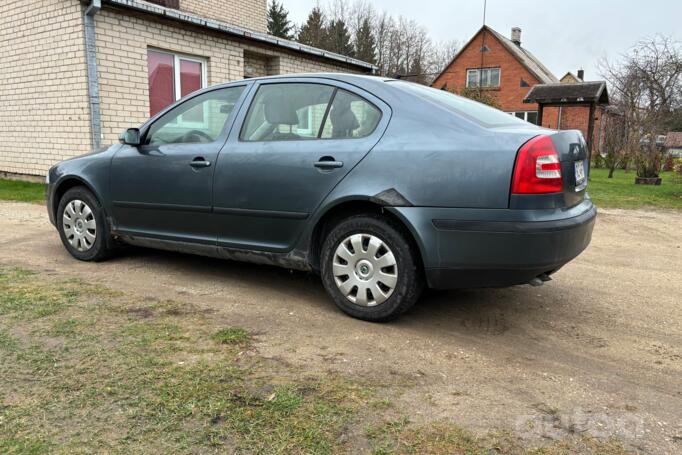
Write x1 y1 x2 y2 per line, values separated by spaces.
432 25 558 124
432 25 610 153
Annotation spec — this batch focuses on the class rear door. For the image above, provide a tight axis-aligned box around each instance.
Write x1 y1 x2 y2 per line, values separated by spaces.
110 84 248 243
212 78 390 252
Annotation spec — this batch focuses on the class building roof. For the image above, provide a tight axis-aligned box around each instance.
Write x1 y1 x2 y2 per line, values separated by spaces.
664 132 682 148
523 81 609 104
560 72 582 83
433 25 558 85
102 0 377 72
484 26 558 84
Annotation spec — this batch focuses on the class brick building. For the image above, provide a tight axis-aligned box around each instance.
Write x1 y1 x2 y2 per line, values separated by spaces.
0 0 375 178
432 25 609 152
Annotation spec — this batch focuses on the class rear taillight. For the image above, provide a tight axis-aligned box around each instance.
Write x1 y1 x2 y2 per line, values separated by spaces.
511 135 563 194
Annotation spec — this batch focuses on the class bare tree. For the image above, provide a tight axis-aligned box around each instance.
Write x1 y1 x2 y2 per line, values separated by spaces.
599 36 682 180
298 0 450 84
430 39 461 84
598 107 629 178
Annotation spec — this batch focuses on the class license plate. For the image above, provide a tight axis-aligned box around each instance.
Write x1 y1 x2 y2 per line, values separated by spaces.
574 160 586 186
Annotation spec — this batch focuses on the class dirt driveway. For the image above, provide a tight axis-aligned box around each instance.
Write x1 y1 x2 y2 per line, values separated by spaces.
0 201 680 453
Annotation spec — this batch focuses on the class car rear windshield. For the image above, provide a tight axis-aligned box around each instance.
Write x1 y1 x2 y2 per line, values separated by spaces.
390 80 533 128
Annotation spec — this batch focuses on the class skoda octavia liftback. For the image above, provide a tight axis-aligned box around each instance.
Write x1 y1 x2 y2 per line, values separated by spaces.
47 74 596 321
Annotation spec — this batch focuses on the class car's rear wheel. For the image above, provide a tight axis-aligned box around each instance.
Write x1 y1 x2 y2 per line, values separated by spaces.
57 186 111 262
321 214 423 322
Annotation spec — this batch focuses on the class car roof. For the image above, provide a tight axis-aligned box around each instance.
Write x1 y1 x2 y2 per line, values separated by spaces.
214 73 394 91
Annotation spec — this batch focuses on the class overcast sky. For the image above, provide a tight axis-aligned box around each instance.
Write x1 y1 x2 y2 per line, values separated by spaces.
282 0 681 80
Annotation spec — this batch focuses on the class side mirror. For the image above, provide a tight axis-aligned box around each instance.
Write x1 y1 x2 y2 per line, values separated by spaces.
119 128 141 146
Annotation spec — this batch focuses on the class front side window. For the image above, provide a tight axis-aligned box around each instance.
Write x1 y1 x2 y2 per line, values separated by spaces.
241 83 382 142
145 86 245 145
466 68 500 88
148 49 206 117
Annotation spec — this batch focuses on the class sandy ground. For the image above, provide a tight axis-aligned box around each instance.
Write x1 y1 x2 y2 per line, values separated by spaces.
0 201 680 453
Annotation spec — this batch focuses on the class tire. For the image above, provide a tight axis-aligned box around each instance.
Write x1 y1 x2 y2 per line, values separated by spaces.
320 214 424 322
56 186 111 262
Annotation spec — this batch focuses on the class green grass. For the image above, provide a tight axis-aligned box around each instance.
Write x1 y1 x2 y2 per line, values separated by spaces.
0 267 370 454
588 169 682 210
212 327 250 345
0 179 45 204
0 267 634 454
2 170 680 211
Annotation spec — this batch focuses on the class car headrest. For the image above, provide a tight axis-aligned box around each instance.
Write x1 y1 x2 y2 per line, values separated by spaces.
263 92 299 125
330 95 359 138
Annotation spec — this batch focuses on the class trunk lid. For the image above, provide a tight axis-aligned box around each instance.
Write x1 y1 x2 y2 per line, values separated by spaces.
501 128 589 210
550 130 589 208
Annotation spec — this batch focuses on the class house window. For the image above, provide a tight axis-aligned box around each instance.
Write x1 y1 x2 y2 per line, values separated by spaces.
508 111 539 125
147 49 207 117
466 68 500 88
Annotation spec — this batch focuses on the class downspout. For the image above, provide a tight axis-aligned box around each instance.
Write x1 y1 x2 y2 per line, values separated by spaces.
84 0 102 149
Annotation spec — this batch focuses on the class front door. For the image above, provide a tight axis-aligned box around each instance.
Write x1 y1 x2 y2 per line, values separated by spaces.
110 85 247 244
212 80 388 252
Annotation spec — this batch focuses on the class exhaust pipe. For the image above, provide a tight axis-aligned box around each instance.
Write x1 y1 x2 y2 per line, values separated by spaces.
528 273 553 287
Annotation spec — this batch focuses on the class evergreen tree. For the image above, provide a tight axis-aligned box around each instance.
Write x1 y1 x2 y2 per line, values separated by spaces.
354 17 376 65
297 7 326 48
267 0 293 39
325 19 354 57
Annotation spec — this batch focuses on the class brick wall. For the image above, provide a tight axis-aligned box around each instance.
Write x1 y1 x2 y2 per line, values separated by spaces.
244 52 271 78
432 28 540 114
541 105 603 152
95 7 361 147
180 0 267 33
0 1 363 177
0 0 90 176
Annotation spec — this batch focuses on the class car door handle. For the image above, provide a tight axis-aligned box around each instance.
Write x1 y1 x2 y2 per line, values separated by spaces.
314 158 343 169
189 158 211 168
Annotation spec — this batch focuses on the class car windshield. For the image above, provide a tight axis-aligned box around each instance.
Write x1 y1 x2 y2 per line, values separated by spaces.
390 80 533 128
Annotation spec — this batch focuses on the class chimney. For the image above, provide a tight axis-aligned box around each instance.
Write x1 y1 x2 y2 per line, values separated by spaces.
577 69 585 81
511 27 522 46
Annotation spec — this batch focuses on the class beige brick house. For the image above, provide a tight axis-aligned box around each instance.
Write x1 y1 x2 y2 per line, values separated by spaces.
0 0 375 178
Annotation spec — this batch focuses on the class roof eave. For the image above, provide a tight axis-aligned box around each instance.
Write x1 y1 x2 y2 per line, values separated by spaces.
523 97 598 104
102 0 377 72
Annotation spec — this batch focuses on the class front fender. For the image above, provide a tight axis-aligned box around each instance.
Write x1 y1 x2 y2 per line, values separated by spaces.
47 144 119 223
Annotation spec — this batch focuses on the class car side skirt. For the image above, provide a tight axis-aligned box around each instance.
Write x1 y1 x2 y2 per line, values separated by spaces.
116 233 311 271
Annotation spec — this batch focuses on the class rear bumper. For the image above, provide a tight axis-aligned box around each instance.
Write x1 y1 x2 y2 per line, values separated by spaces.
389 199 596 289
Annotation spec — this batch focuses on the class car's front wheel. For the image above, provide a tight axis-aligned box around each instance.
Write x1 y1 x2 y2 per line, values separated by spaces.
57 186 111 262
321 214 424 322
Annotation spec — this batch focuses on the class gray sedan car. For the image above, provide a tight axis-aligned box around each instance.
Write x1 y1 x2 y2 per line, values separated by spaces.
47 74 596 321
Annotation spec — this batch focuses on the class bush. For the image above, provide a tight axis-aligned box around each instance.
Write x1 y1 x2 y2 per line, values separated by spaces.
674 158 682 183
592 153 606 169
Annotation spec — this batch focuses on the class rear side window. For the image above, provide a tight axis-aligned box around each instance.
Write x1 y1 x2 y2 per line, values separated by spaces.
320 89 381 139
240 83 381 142
391 80 531 128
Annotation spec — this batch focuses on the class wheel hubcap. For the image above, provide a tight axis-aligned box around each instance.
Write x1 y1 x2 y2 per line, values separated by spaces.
62 199 97 252
332 233 398 307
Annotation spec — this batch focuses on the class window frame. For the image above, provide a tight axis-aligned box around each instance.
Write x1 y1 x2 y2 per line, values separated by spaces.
238 82 383 143
465 67 501 88
147 48 208 125
507 110 539 125
141 84 248 146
